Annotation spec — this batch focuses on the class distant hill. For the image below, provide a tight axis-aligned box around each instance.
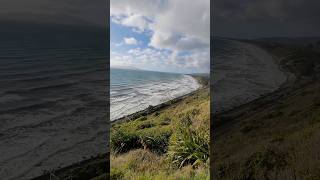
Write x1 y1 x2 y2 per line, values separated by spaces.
110 65 140 70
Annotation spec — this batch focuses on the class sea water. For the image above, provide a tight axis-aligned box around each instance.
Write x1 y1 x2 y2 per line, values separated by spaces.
110 68 200 120
0 21 108 179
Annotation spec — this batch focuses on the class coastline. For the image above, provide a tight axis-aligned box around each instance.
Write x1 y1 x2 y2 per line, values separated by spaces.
110 74 210 179
111 74 208 124
32 74 209 180
213 39 289 114
212 39 320 179
32 39 287 179
214 40 296 124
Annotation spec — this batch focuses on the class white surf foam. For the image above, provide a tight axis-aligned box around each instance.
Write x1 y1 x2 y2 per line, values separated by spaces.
110 75 200 121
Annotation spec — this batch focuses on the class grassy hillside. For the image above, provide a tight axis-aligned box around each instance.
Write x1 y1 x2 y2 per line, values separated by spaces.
110 76 210 179
212 40 320 180
33 75 209 180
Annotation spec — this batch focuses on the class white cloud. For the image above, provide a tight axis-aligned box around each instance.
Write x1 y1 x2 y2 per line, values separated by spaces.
112 14 150 32
110 0 210 72
149 0 210 50
110 51 134 67
168 49 210 72
111 48 169 69
123 37 138 45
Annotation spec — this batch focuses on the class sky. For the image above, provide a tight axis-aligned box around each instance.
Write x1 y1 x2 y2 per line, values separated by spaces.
110 0 210 74
214 0 320 38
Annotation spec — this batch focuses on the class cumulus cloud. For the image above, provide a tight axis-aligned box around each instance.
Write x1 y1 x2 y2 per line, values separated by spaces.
110 0 210 72
112 14 149 32
168 49 210 72
110 51 132 67
124 37 138 45
111 48 170 69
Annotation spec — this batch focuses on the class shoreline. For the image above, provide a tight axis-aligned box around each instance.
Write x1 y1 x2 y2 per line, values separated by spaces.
213 39 303 130
32 74 209 180
213 39 292 115
111 74 209 124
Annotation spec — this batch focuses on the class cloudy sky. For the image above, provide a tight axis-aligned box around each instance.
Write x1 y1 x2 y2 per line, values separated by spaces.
110 0 210 73
214 0 320 38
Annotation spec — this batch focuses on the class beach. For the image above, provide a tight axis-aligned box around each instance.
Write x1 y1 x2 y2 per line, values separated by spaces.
213 39 287 113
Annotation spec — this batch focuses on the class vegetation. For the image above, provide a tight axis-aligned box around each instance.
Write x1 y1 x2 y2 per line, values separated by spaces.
110 77 210 179
32 76 209 180
167 120 209 168
212 40 320 180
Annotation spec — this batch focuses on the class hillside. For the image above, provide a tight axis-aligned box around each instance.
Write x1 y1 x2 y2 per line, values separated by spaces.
212 39 320 179
110 75 210 179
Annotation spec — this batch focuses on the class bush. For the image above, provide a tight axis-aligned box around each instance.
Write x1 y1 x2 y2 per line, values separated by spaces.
139 132 171 154
111 128 171 154
110 130 141 154
167 120 209 168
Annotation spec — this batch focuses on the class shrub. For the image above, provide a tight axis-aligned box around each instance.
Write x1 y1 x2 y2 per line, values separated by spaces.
139 132 171 154
110 130 141 154
111 128 171 154
167 121 209 168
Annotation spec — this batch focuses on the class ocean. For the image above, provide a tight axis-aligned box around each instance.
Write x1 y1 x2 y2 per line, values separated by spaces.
0 21 108 179
110 68 200 120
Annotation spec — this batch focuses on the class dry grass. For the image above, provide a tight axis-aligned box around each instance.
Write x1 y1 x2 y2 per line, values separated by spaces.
110 86 210 179
213 73 320 179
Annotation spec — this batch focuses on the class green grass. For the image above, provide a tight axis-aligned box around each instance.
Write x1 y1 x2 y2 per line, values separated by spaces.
110 149 209 180
110 87 210 179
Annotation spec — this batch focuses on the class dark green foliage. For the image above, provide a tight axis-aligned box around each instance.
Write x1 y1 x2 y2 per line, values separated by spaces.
167 119 209 168
111 129 171 154
111 130 141 154
139 132 171 154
